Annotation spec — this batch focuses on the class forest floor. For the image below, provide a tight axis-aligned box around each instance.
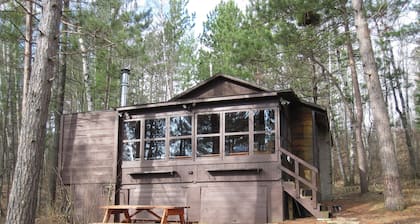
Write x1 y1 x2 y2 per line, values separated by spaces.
1 181 419 224
282 181 420 224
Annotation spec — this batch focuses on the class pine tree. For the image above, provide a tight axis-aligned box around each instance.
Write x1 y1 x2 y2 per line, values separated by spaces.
351 0 404 210
5 0 63 223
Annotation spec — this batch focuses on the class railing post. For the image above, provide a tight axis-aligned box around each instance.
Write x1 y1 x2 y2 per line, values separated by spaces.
312 171 317 208
294 159 299 197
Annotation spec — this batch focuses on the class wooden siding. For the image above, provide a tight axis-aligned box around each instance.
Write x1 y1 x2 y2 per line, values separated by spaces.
191 79 262 99
291 106 313 164
60 111 118 184
200 184 267 224
70 183 115 224
171 74 267 101
120 182 281 224
175 79 264 100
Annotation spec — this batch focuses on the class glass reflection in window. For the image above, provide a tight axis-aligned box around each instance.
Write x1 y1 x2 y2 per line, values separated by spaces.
197 114 220 134
170 116 192 136
123 121 140 140
144 140 165 160
225 111 249 132
170 139 192 158
197 137 220 156
254 109 275 132
225 135 249 155
122 142 140 161
122 121 140 161
145 118 166 138
254 133 275 153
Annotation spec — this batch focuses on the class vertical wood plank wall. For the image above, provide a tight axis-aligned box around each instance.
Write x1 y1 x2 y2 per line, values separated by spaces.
291 106 313 164
59 110 118 222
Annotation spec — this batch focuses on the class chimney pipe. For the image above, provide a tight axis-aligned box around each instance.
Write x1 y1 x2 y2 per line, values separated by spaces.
120 68 130 107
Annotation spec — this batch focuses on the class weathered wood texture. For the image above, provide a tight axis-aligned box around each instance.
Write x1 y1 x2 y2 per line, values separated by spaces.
172 75 266 100
70 183 115 223
200 185 267 224
60 111 118 184
121 182 280 224
314 112 332 201
291 106 313 164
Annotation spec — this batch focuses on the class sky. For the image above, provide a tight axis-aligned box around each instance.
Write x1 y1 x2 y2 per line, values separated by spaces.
186 0 249 37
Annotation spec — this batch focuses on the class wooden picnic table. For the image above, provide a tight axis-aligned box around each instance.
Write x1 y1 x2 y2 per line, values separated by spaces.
100 205 189 224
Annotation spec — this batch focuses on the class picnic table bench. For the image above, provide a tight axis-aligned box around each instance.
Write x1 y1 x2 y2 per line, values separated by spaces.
99 205 189 224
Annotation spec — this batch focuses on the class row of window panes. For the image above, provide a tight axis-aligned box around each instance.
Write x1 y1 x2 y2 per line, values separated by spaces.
121 109 276 161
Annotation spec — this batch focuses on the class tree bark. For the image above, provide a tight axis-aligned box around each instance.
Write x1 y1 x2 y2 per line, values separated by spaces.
46 0 69 205
351 0 404 210
379 34 419 179
22 0 33 113
78 28 93 111
5 0 63 223
329 108 348 183
342 0 368 193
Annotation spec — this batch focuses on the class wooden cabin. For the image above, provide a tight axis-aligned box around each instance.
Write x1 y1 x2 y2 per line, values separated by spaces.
59 74 331 223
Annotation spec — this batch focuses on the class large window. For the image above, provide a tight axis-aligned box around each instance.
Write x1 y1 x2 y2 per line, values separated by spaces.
225 111 250 155
169 116 192 158
122 121 140 161
144 118 166 160
253 109 275 153
121 107 277 161
196 113 220 157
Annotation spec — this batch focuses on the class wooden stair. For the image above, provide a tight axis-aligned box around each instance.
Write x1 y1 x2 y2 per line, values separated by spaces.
280 149 329 219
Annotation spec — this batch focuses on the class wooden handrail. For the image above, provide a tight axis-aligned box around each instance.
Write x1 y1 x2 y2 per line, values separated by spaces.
279 166 317 190
280 148 319 209
279 148 318 172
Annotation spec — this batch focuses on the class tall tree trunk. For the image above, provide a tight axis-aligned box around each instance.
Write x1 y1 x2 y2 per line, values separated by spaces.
0 114 4 216
351 0 404 210
22 0 33 113
311 54 355 185
5 0 63 223
378 34 419 179
342 0 368 193
5 47 17 196
329 109 348 183
78 28 93 111
104 46 112 110
46 0 69 205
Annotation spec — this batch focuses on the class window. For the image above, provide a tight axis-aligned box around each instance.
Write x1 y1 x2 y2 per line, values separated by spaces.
225 111 250 155
121 107 276 162
144 118 166 160
169 116 192 158
122 121 140 161
197 113 220 156
253 109 275 153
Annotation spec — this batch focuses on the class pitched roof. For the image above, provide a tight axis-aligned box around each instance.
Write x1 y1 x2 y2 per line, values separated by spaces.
170 74 270 101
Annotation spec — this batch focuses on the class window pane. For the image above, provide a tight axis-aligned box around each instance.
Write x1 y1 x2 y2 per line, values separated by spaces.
144 140 165 160
225 111 249 132
254 109 275 132
122 142 139 161
170 116 192 136
254 133 275 153
145 118 166 138
197 137 220 156
170 139 192 158
123 121 140 140
197 114 220 134
225 135 249 154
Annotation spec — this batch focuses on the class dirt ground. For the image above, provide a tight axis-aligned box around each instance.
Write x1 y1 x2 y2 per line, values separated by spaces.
282 182 420 224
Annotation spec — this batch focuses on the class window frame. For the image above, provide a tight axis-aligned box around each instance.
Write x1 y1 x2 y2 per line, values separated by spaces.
120 104 279 164
169 115 193 159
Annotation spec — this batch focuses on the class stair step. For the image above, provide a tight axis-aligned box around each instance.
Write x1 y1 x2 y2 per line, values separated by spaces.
300 189 312 198
283 181 295 188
